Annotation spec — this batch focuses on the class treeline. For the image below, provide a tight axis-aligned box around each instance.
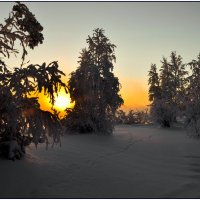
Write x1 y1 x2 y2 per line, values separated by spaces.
148 51 200 135
115 109 149 125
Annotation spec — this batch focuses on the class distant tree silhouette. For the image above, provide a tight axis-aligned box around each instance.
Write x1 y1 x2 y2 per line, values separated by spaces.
115 109 149 125
115 109 126 124
0 2 67 160
64 28 123 134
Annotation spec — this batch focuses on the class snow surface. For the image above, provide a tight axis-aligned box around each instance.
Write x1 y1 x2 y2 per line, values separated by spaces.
1 125 200 198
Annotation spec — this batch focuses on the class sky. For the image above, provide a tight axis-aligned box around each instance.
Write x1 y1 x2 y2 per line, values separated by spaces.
1 1 200 112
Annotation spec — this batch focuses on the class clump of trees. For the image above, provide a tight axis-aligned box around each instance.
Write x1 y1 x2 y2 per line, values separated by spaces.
62 28 124 134
115 109 149 125
148 52 200 136
0 2 67 160
148 52 187 128
184 55 200 136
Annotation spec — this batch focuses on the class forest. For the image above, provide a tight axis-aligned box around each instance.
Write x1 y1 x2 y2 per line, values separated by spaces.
0 2 200 162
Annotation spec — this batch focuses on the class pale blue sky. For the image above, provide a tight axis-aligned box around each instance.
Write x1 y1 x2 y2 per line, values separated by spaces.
1 2 200 109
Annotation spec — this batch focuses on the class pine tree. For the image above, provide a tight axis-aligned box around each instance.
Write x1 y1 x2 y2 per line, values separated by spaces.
185 54 200 135
148 64 161 102
160 57 174 101
148 61 174 127
64 28 124 134
148 52 187 127
169 52 188 114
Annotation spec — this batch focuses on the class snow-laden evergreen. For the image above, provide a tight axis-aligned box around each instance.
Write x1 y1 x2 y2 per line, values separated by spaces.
63 29 124 134
0 2 67 160
185 54 200 135
148 52 188 127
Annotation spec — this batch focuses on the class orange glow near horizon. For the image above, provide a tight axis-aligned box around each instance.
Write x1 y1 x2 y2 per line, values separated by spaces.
36 87 74 118
119 77 149 112
35 78 149 116
32 75 149 116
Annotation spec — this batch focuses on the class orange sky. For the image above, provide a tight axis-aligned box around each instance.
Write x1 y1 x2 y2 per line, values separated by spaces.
119 77 149 112
36 87 74 118
36 75 150 117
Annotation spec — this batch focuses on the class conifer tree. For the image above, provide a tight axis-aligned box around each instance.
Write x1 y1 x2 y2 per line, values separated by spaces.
64 28 124 134
148 64 161 102
185 54 200 135
168 52 188 113
148 52 187 127
148 60 173 127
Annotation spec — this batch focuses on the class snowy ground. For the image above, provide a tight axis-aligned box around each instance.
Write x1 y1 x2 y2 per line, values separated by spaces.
1 125 200 198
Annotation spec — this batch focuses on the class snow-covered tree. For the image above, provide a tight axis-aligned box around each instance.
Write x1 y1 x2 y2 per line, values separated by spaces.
185 54 200 135
150 98 175 127
159 55 178 125
148 52 187 127
0 2 67 160
159 57 174 100
148 64 161 102
148 60 174 127
64 28 124 134
168 52 188 114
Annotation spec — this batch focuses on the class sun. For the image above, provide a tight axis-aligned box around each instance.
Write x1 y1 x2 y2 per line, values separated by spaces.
35 87 74 118
54 89 72 111
54 95 70 110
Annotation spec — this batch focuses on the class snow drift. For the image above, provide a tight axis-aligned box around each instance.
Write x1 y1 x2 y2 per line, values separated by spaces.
1 125 200 198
